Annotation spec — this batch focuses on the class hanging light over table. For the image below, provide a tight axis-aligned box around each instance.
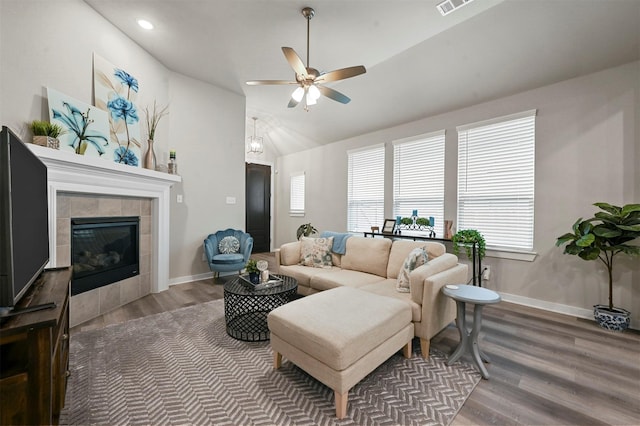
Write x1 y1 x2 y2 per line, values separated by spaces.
247 117 264 154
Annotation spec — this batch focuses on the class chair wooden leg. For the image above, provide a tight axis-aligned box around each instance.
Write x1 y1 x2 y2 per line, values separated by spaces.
335 390 348 419
420 338 431 359
403 340 412 358
273 351 282 369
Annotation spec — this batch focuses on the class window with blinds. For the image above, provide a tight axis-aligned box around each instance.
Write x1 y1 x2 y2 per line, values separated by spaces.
457 110 536 251
347 144 385 232
290 172 305 217
393 131 445 236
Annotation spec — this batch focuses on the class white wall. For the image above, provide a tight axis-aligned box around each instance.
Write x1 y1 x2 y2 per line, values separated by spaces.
0 0 246 284
168 72 245 280
275 61 640 327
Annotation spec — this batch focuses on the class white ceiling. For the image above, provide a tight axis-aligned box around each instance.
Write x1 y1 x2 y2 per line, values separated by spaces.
84 0 640 156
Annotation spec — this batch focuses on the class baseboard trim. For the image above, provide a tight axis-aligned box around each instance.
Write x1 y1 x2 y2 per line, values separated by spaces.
168 270 238 286
499 292 638 330
169 272 213 286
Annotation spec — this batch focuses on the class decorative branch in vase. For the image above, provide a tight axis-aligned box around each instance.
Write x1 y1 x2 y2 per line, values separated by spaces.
143 101 169 170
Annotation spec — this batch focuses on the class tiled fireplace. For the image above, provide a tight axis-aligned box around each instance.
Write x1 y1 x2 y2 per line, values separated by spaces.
28 144 181 327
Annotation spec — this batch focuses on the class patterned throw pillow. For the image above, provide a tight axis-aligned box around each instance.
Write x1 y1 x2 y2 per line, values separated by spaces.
300 236 334 268
396 247 428 293
218 236 240 254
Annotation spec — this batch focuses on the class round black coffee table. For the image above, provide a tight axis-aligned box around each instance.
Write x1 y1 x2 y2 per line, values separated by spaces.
223 274 298 341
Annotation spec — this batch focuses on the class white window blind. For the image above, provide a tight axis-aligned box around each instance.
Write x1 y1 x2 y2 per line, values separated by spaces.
290 172 305 217
347 145 385 232
457 110 536 251
393 131 445 236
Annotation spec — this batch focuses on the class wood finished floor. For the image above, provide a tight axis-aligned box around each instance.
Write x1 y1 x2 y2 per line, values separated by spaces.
74 252 640 426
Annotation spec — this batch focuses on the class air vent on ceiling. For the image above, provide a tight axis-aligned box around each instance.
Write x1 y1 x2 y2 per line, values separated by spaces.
437 0 475 16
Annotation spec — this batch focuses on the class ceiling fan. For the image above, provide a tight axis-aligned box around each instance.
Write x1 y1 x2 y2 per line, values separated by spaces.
246 7 366 110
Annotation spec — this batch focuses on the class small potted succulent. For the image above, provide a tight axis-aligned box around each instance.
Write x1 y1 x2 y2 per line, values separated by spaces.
245 259 260 284
29 120 65 149
556 202 640 331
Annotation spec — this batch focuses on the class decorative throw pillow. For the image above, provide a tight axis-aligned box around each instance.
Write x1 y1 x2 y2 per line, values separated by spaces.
396 247 428 293
218 236 240 254
300 236 334 268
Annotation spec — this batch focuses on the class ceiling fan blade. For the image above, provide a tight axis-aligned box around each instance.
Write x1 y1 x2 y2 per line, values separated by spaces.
287 97 300 108
246 80 297 86
282 47 308 77
316 65 366 83
318 85 351 104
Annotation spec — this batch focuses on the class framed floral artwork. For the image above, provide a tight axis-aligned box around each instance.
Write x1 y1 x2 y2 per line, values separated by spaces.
47 88 111 158
93 53 142 166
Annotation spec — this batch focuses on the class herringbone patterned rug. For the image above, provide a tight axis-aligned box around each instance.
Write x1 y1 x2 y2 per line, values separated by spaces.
61 300 480 425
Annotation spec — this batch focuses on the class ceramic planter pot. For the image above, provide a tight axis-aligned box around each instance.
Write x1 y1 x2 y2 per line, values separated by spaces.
33 135 60 149
593 304 631 332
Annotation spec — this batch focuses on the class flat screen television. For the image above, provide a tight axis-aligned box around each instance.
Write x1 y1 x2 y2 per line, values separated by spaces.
0 126 50 315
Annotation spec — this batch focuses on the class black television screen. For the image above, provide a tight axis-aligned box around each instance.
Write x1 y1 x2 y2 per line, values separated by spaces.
0 126 50 312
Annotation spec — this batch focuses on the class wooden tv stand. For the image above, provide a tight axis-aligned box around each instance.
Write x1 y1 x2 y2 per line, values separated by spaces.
0 267 71 425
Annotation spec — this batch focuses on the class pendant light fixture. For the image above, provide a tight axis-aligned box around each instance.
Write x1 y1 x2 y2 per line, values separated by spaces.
247 117 264 154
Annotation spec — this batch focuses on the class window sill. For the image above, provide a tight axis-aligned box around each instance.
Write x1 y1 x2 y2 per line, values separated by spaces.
289 212 305 217
486 248 537 262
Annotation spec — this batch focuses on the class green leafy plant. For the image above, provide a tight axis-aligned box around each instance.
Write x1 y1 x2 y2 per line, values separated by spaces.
245 259 259 274
452 229 486 260
29 120 65 138
556 202 640 310
415 217 431 227
296 223 318 240
400 217 413 225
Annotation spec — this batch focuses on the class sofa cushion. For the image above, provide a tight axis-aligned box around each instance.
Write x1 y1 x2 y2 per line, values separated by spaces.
361 279 422 322
396 247 428 293
341 237 391 277
300 236 334 268
310 269 386 291
279 264 339 288
387 241 446 279
212 253 244 264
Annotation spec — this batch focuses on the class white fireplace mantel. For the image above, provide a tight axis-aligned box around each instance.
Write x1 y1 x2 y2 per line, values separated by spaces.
28 144 181 293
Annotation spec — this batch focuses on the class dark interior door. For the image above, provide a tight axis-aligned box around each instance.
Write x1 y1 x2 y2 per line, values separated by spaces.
246 163 271 253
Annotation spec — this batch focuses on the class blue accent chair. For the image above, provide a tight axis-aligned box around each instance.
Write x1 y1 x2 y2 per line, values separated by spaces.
204 229 253 278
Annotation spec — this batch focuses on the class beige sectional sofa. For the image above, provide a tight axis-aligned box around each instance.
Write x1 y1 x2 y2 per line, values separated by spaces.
275 236 469 357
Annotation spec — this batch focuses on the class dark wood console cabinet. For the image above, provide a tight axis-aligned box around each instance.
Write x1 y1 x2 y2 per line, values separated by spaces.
0 267 71 425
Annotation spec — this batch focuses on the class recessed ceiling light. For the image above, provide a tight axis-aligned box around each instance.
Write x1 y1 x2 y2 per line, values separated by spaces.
137 19 154 30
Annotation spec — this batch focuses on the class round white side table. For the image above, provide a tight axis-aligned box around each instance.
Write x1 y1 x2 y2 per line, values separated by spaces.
442 284 501 379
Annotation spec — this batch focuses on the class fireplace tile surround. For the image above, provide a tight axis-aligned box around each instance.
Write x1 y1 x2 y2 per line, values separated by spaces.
27 144 181 327
58 194 151 326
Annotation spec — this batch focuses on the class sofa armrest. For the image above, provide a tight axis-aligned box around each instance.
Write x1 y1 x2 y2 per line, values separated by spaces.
408 253 458 304
278 241 302 266
410 260 468 341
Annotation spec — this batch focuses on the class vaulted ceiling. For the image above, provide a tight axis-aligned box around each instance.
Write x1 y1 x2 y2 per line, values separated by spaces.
84 0 640 156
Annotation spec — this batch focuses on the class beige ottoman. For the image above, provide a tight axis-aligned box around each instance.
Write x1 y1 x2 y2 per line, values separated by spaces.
267 286 414 419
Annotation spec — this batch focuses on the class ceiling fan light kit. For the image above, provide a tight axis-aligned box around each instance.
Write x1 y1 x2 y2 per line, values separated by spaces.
246 6 366 111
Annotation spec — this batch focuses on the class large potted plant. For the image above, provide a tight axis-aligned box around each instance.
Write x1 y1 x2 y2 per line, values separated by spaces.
556 202 640 331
